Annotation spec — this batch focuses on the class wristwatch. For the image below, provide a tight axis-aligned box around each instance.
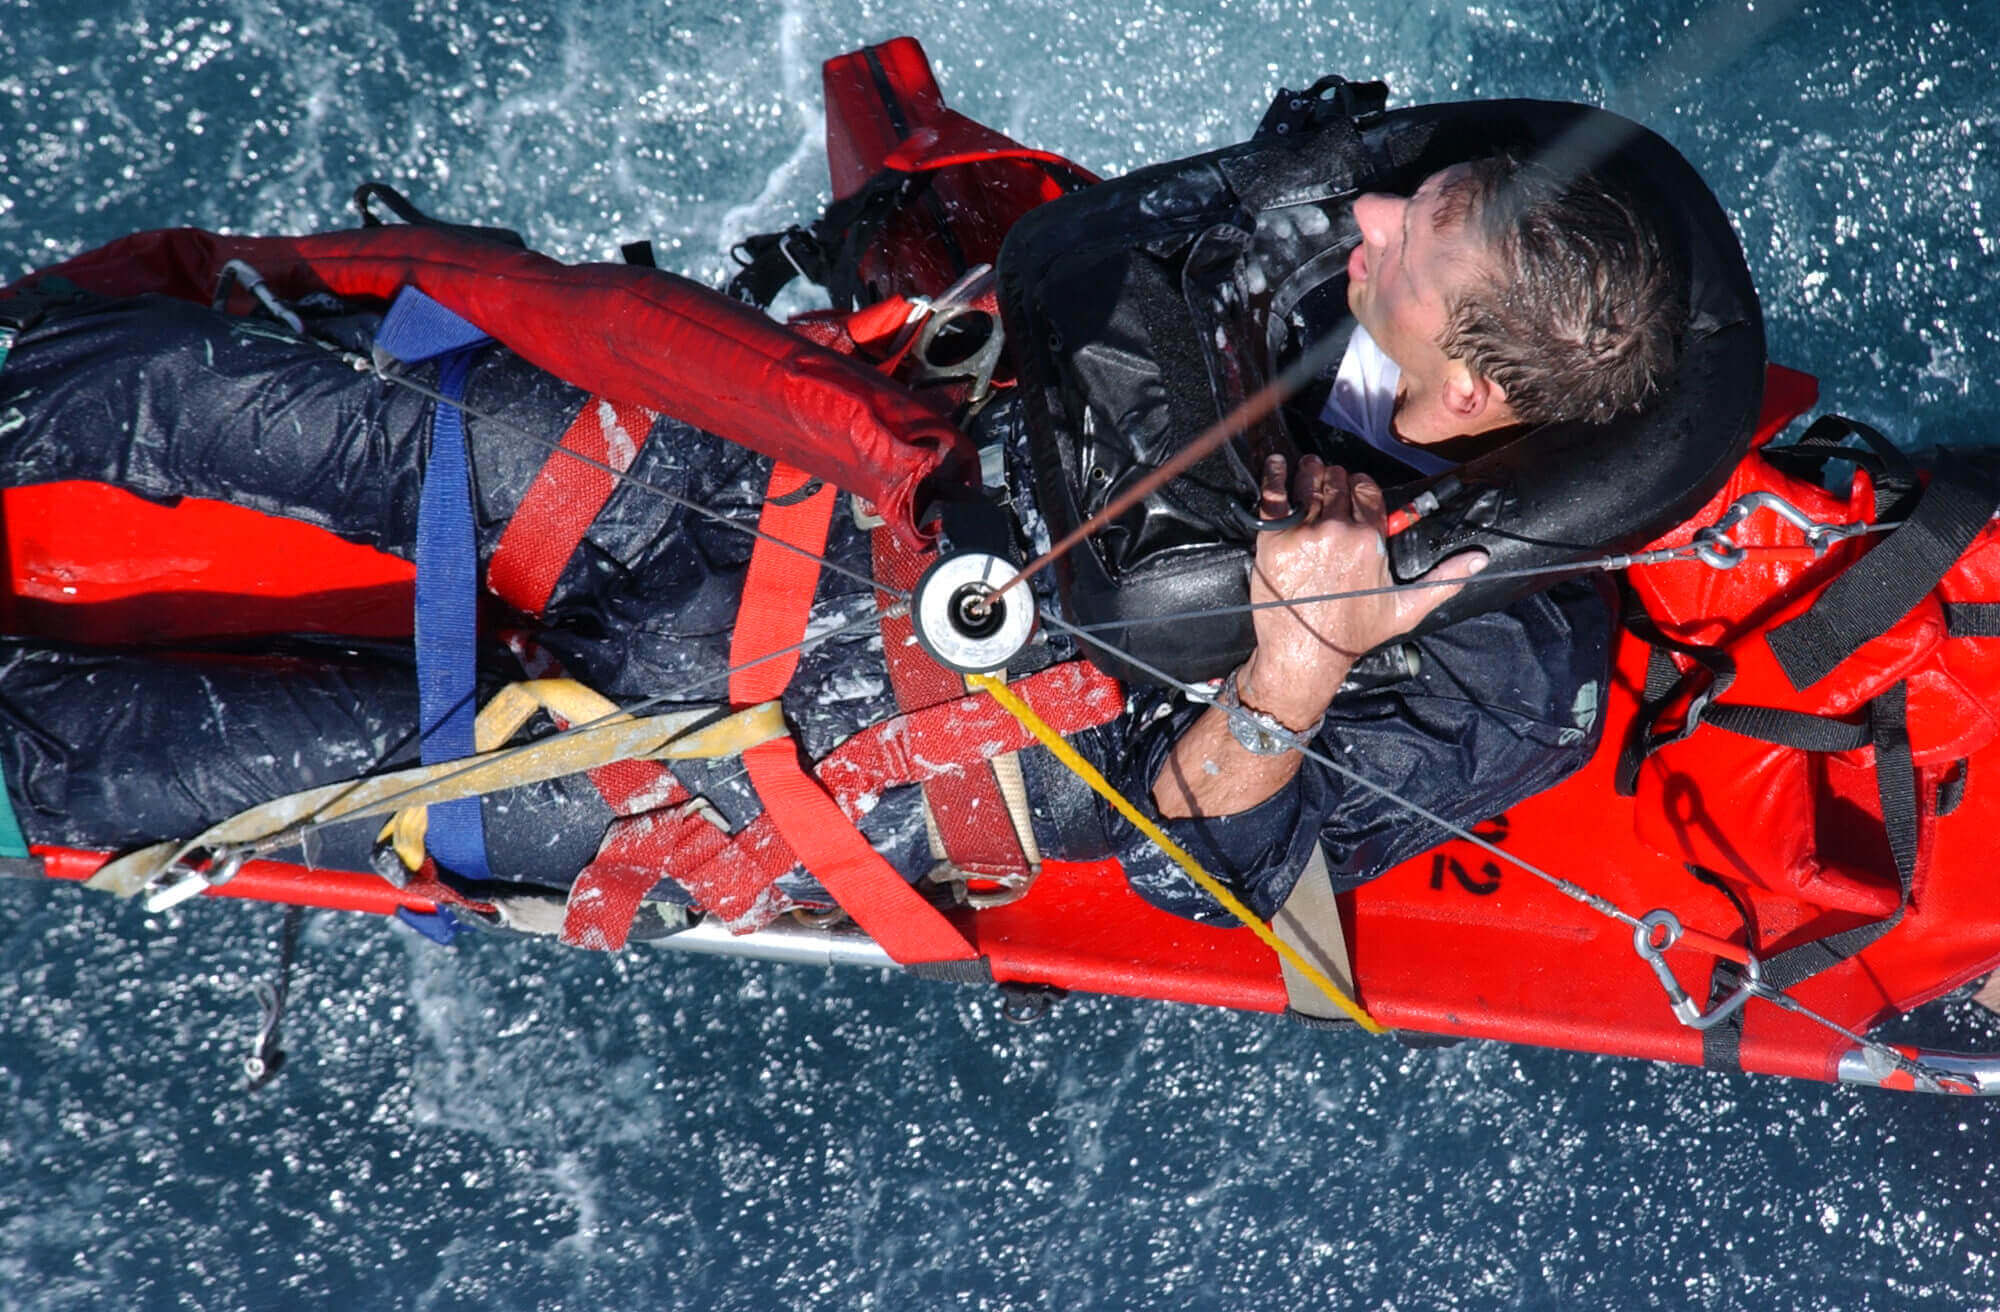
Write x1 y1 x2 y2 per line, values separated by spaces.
1215 668 1322 756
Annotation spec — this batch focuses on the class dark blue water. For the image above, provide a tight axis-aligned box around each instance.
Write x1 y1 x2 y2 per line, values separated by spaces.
6 1 2000 1307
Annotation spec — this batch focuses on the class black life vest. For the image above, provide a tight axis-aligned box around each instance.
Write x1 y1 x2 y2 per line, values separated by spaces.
998 85 1765 684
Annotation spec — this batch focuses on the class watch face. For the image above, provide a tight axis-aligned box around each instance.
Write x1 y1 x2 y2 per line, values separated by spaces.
1228 707 1292 756
1218 671 1298 755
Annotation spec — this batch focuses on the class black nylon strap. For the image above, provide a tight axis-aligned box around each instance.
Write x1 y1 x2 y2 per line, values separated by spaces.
1767 456 2000 692
1614 611 1737 796
1937 758 1970 817
1683 864 1757 1071
349 181 527 249
766 476 827 508
1702 958 1746 1071
725 170 925 310
1759 682 1918 993
0 278 89 337
1703 703 1871 753
1944 602 2000 637
1761 415 1918 518
906 957 994 984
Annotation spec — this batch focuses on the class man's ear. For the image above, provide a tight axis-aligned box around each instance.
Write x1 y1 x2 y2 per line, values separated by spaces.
1442 362 1508 426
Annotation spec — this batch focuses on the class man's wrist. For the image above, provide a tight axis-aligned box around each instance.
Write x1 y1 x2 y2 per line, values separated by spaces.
1235 650 1346 731
1213 668 1308 755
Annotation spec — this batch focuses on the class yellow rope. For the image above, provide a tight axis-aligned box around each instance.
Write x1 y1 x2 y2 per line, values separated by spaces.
967 672 1387 1034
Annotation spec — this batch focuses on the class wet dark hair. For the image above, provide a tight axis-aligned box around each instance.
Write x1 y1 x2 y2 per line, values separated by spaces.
1433 154 1684 426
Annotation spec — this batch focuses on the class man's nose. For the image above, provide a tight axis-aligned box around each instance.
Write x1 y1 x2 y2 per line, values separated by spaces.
1353 192 1402 250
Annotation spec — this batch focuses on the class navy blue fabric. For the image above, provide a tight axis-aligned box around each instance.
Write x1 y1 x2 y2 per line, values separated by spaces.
396 905 467 945
0 636 613 884
1100 578 1615 923
0 289 1610 922
376 287 494 880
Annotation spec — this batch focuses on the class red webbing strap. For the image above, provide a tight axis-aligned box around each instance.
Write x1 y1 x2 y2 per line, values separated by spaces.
814 662 1127 800
729 463 838 701
679 662 1127 930
730 465 981 964
566 792 737 950
744 738 983 962
560 759 724 952
498 635 806 951
561 741 805 949
871 529 1033 877
488 396 656 615
402 858 497 916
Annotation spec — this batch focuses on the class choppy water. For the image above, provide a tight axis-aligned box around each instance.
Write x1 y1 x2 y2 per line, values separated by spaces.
5 1 2000 1307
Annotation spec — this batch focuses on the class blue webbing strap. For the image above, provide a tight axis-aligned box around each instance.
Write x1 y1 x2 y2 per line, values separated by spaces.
374 287 494 880
396 905 467 946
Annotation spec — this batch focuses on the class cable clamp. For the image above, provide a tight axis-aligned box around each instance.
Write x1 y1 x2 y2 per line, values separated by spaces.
142 844 253 913
1691 491 1873 569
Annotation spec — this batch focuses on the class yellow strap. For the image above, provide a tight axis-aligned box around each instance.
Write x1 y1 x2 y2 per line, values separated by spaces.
381 678 636 870
968 672 1387 1035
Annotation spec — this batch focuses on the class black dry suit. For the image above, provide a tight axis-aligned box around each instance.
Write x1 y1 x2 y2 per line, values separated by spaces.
0 113 1617 920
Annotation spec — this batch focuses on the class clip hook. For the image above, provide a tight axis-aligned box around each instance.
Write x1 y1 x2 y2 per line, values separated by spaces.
1690 491 1873 570
1632 909 1763 1031
141 844 252 913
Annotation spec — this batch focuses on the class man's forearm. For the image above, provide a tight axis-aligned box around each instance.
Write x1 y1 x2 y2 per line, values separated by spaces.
1152 652 1349 819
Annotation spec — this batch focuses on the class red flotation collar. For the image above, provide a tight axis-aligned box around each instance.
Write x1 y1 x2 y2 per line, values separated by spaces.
17 224 976 548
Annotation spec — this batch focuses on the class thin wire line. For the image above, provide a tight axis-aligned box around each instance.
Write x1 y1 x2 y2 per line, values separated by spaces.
372 362 901 600
1037 604 1960 1083
1751 985 1953 1090
1039 606 1643 930
1048 604 1968 1080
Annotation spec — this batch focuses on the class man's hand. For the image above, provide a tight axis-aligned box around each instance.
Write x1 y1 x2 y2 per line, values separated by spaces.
1236 454 1487 729
1154 454 1486 820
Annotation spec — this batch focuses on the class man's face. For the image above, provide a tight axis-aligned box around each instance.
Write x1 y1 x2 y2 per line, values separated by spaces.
1346 164 1512 444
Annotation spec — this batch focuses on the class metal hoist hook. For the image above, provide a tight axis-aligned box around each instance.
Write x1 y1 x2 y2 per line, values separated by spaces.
245 904 305 1092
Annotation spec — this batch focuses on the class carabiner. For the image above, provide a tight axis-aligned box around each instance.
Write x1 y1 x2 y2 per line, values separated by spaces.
1689 491 1873 571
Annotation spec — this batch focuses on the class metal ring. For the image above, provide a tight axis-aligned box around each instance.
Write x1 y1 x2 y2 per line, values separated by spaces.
1229 501 1308 535
1635 909 1682 956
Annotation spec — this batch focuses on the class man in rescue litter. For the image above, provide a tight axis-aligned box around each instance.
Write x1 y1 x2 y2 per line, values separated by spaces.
0 150 1679 943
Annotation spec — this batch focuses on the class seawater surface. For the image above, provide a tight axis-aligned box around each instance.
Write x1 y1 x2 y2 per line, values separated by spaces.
5 1 2000 1308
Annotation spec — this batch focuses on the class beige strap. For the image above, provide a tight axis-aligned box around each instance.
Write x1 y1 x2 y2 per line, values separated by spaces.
918 672 1043 882
987 749 1043 867
90 693 786 898
1272 845 1358 1019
